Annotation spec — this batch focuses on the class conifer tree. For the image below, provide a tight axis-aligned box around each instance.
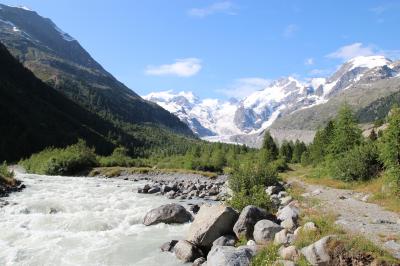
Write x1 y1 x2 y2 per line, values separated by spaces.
329 104 362 155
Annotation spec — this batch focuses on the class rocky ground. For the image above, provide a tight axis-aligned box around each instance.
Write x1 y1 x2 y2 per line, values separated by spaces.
290 177 400 259
115 172 229 202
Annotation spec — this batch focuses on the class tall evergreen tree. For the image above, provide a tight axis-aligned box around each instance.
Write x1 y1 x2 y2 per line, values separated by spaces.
329 104 362 155
378 106 400 195
279 140 293 162
260 131 278 162
292 140 307 163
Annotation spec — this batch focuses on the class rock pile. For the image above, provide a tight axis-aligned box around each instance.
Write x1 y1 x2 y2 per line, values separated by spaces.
138 179 228 201
143 182 345 266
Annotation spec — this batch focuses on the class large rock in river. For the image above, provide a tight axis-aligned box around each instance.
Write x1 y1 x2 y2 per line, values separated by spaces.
186 204 239 249
143 204 192 226
233 205 275 240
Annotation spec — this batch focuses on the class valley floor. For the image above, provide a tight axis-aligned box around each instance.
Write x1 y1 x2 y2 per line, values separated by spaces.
282 167 400 259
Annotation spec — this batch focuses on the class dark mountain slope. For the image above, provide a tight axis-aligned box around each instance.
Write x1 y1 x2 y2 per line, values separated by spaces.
0 4 193 136
356 90 400 123
0 42 116 161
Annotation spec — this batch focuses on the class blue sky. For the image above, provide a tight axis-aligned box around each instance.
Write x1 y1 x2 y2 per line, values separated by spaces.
2 0 400 99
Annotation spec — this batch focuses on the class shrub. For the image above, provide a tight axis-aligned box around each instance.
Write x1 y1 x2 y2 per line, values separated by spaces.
20 139 98 175
270 158 289 173
229 185 272 211
98 147 136 167
0 161 14 179
327 143 381 182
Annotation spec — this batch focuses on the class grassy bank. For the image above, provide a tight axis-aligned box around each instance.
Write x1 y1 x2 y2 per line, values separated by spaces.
89 167 218 179
280 164 400 213
0 162 16 187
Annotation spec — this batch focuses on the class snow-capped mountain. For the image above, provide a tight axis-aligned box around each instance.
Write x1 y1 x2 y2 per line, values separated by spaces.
145 55 399 143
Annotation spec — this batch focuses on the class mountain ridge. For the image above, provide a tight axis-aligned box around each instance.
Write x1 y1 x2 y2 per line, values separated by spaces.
145 55 400 145
0 4 193 136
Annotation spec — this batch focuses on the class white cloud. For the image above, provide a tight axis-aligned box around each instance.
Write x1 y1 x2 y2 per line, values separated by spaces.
283 24 299 38
327 43 375 60
327 42 400 61
145 58 202 77
217 77 271 99
188 1 236 18
305 58 314 65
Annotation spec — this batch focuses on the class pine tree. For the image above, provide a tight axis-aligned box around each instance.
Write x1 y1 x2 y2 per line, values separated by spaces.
279 140 293 162
292 140 307 163
261 131 278 162
378 106 400 195
329 104 362 155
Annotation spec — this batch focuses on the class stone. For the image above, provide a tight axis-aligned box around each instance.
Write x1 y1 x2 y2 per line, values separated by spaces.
212 235 237 247
303 222 317 232
160 240 178 252
161 185 172 193
190 204 201 214
280 196 293 206
253 220 282 245
192 257 206 266
233 205 275 240
143 204 192 226
207 246 254 266
301 235 336 265
147 185 160 194
174 240 203 263
273 260 295 266
166 190 176 199
247 240 256 246
278 191 288 198
281 217 296 230
277 204 300 222
279 245 300 261
274 229 289 245
186 204 239 249
311 189 322 196
266 186 280 196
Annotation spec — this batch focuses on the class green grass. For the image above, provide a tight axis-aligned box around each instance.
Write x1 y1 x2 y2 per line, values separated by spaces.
251 244 279 266
0 161 16 186
89 166 218 179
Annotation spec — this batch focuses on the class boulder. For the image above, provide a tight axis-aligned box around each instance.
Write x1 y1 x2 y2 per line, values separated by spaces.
233 205 275 240
147 185 160 194
280 196 293 206
253 220 282 245
274 229 289 245
212 235 237 247
279 245 300 261
265 186 280 196
192 257 206 266
281 217 296 231
143 204 192 226
160 240 178 252
301 235 336 265
174 240 204 263
207 246 254 266
186 204 239 249
247 240 256 246
277 204 300 222
303 222 317 232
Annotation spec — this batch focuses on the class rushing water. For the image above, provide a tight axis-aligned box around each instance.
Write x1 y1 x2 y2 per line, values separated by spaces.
0 173 193 266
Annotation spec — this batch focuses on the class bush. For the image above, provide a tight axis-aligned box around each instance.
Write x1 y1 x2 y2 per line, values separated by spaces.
229 163 277 194
0 161 14 179
20 139 98 175
98 147 136 167
270 158 289 172
228 161 277 211
327 143 381 182
229 185 272 211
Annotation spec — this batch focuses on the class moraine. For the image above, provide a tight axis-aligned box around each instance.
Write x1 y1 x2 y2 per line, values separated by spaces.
0 172 199 266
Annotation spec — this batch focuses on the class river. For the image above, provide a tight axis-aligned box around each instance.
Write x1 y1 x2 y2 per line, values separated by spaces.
0 172 192 266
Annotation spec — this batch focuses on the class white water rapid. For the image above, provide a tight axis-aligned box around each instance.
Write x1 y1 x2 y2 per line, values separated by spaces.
0 173 192 266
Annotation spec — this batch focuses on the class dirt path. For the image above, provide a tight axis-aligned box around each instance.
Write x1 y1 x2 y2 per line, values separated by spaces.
289 177 400 259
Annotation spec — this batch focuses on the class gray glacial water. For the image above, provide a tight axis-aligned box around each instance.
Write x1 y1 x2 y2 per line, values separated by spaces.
0 172 191 266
